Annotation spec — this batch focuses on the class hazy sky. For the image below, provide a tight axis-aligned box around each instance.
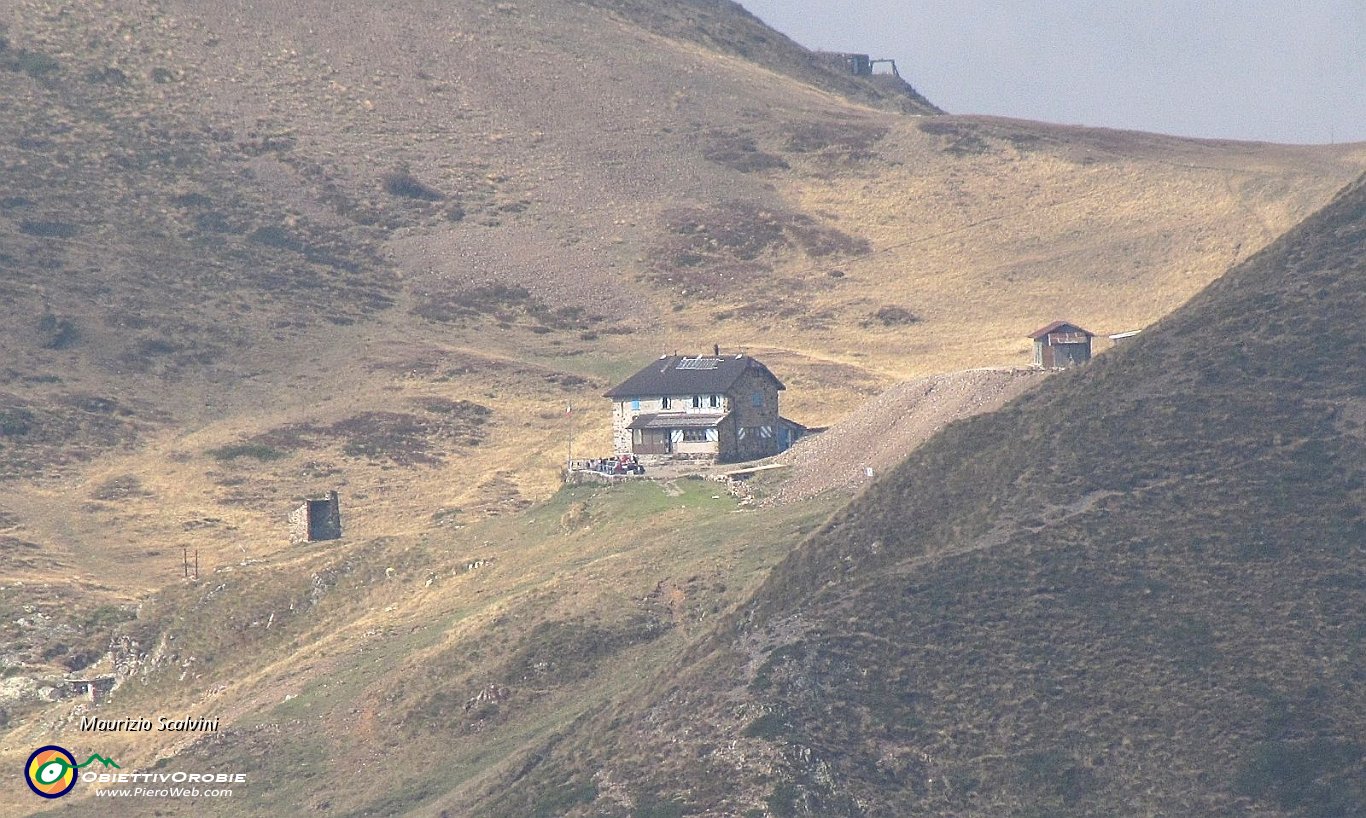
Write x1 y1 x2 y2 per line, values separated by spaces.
741 1 1365 145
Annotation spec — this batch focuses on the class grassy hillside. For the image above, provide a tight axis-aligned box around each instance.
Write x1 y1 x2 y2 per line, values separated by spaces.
2 0 1365 813
15 479 839 817
1 0 1363 609
476 175 1366 816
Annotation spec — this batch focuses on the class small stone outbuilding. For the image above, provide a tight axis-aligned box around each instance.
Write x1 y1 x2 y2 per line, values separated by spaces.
288 490 342 544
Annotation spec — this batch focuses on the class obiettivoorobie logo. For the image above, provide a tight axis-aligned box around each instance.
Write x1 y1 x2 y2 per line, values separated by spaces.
24 745 120 799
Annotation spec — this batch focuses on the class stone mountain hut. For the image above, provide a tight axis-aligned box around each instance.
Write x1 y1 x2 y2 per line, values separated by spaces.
605 353 804 464
1029 321 1095 369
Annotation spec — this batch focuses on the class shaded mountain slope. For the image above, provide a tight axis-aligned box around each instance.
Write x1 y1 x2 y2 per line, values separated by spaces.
479 175 1366 816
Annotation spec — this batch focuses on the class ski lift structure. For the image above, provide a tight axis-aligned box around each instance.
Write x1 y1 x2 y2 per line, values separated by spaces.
822 52 901 78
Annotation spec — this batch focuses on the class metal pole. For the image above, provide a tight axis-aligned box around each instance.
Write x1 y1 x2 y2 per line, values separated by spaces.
567 404 574 469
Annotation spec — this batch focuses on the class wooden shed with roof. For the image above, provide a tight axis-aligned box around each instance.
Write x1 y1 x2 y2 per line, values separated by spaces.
1029 321 1095 369
604 353 804 463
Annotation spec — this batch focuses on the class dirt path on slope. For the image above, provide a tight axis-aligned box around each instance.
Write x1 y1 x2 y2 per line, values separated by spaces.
770 368 1049 503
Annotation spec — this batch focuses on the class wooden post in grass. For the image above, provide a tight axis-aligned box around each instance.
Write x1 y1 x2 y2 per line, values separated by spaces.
566 402 574 469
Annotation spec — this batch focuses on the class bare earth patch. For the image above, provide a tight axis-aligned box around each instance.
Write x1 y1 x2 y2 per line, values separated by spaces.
771 368 1049 503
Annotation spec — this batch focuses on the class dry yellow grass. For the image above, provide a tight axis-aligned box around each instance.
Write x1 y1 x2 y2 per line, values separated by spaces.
2 1 1362 597
2 1 1365 812
0 477 841 817
3 126 1361 595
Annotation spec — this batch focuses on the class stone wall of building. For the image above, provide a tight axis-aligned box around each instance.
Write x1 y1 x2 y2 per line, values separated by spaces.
288 503 311 545
727 370 782 461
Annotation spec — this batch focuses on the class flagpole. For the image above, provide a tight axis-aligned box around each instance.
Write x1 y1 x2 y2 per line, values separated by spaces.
566 403 573 469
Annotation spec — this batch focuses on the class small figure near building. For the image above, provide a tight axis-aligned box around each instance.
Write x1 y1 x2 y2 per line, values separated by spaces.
1029 321 1094 369
289 490 342 544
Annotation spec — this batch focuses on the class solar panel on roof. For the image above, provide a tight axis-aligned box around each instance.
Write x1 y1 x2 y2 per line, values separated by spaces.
675 357 720 370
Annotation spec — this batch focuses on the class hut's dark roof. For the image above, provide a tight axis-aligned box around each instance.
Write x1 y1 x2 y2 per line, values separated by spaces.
1028 320 1095 339
605 355 784 398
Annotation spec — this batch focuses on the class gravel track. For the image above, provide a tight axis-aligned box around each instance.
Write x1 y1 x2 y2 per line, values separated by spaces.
769 368 1050 503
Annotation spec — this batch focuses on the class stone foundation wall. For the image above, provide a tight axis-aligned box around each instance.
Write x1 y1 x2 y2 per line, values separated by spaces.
637 452 716 467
